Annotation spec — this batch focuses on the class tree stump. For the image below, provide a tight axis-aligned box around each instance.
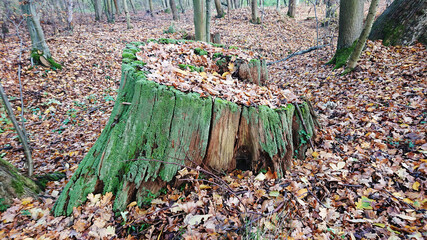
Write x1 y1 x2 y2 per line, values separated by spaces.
0 158 41 205
53 39 317 216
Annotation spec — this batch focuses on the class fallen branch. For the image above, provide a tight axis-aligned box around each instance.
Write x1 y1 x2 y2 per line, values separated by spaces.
267 44 328 66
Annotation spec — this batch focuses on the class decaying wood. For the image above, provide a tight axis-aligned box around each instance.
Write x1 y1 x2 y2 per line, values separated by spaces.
53 40 318 216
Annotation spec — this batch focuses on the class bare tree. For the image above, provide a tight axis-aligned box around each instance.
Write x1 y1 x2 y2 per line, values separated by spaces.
123 0 132 28
20 0 51 58
250 0 260 24
346 0 379 72
66 0 73 31
193 0 206 41
93 0 102 21
170 0 179 20
214 0 224 18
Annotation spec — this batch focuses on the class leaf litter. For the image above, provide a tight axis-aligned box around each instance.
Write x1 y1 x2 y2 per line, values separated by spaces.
0 6 426 240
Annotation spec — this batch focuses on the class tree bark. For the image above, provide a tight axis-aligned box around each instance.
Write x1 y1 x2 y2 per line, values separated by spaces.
287 0 295 18
0 158 40 205
251 0 260 24
66 0 73 31
337 0 364 50
20 0 51 58
123 0 132 29
53 40 317 216
94 0 102 21
346 0 379 72
214 0 224 18
105 0 115 22
369 0 427 46
170 0 179 20
193 0 207 41
206 0 211 42
0 84 33 176
179 0 185 13
276 0 280 12
148 0 154 16
129 0 137 13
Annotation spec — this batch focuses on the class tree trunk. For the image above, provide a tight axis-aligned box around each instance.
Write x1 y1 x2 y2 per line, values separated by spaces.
276 0 280 12
369 0 427 46
287 0 295 18
105 0 115 22
346 0 379 72
324 0 336 26
53 40 317 216
170 0 179 20
193 0 207 41
214 0 224 18
66 0 73 32
0 158 40 206
337 0 364 50
328 0 364 68
250 0 260 24
129 0 137 14
20 0 51 58
179 0 185 13
123 0 132 29
148 0 154 16
113 0 121 15
206 0 211 42
94 0 102 21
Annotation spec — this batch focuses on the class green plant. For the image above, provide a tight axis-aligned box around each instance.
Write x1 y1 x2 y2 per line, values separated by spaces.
194 48 208 56
141 191 157 206
163 24 176 34
0 198 9 212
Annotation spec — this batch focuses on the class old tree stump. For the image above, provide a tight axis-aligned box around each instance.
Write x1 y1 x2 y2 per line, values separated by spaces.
53 39 317 216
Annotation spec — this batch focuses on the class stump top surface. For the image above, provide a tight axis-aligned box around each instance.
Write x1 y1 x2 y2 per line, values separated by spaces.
131 40 299 108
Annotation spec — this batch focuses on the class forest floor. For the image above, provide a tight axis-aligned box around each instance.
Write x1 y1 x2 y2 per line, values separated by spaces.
0 5 426 240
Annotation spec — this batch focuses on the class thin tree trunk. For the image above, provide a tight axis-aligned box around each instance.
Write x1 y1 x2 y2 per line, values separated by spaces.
193 0 206 41
129 0 137 13
123 0 132 28
206 0 211 42
346 0 379 71
113 0 121 15
20 0 51 58
66 0 73 32
276 0 280 11
287 0 295 17
170 0 179 20
251 0 259 24
214 0 224 18
179 0 185 13
149 0 154 16
94 0 102 21
0 84 33 177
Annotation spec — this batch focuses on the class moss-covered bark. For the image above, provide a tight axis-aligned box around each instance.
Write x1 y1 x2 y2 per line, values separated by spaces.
369 0 426 46
53 40 317 216
0 158 41 205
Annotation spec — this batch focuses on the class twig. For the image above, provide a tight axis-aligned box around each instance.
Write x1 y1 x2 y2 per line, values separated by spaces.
306 185 327 208
294 103 315 150
0 83 33 176
267 44 328 66
381 189 422 213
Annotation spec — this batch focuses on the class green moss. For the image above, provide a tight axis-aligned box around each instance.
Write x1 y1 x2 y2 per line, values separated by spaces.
164 24 176 34
212 52 224 59
11 179 24 195
215 58 226 67
0 198 9 212
122 52 136 59
250 58 261 64
229 46 238 50
327 41 357 69
178 64 204 72
194 48 208 56
381 23 404 46
30 49 62 70
212 43 225 48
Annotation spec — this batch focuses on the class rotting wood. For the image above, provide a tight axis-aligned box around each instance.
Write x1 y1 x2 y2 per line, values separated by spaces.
53 40 318 216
